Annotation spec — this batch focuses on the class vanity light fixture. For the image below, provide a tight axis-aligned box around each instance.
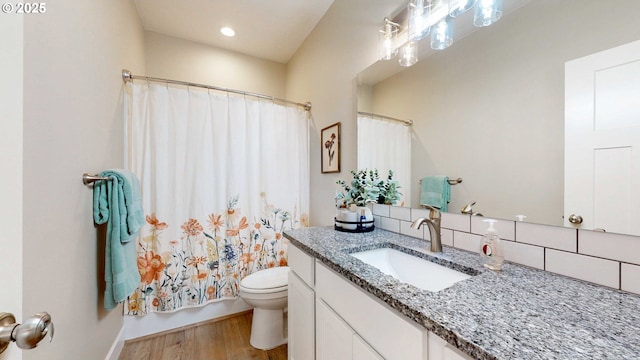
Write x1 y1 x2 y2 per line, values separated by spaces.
379 18 400 60
378 0 503 65
220 27 235 37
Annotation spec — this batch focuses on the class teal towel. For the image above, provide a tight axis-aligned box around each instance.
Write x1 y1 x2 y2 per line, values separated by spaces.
93 169 144 310
419 176 451 212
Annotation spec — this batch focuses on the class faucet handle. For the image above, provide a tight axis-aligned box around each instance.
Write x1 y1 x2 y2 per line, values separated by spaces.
421 205 441 219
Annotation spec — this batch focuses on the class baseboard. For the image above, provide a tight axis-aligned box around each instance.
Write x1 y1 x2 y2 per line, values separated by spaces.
123 298 251 340
104 325 126 360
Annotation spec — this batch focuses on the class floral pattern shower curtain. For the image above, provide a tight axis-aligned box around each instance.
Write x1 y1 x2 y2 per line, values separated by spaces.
124 82 309 315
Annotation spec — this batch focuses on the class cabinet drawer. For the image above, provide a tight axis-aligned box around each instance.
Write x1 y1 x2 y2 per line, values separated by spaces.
316 261 428 360
289 244 315 287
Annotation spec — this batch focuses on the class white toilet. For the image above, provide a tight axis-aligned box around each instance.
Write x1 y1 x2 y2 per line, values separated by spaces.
239 266 289 350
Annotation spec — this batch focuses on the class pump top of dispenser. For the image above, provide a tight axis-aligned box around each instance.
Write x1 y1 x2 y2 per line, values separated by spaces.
483 219 498 233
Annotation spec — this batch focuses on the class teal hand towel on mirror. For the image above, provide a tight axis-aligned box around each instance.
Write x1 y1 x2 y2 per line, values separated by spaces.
93 169 144 310
419 176 450 212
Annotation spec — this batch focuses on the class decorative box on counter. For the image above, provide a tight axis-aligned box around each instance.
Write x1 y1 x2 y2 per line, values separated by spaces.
334 207 374 233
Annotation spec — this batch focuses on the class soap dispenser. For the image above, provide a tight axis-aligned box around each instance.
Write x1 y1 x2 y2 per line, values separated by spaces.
479 219 504 271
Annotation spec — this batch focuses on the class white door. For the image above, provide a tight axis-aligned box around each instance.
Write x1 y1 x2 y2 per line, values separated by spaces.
0 10 24 360
565 40 640 235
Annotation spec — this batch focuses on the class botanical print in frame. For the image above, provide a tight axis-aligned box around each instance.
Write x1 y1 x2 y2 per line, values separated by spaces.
321 122 340 173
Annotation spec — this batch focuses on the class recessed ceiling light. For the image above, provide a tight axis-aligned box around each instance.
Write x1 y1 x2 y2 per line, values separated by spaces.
220 27 235 37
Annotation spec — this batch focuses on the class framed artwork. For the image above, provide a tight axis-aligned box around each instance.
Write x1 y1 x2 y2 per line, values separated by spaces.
321 122 341 173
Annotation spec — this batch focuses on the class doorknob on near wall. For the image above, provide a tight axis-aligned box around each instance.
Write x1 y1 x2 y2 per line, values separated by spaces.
568 214 583 224
0 312 54 354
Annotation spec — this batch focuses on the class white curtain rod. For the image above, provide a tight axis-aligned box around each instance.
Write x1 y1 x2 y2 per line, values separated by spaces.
357 111 412 126
121 69 312 111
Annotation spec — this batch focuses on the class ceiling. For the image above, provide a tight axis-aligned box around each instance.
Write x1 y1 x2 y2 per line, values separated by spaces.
133 0 335 64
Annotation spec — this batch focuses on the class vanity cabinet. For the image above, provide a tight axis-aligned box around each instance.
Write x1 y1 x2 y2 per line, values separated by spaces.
317 299 384 360
427 332 473 360
288 243 472 360
288 245 316 360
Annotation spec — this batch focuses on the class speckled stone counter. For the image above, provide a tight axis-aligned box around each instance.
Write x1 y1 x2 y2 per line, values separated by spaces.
284 227 640 360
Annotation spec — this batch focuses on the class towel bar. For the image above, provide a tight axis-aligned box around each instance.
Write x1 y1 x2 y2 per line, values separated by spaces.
82 173 111 185
419 177 462 185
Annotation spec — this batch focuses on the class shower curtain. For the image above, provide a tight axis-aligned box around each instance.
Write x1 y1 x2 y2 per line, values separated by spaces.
357 114 412 206
123 82 309 315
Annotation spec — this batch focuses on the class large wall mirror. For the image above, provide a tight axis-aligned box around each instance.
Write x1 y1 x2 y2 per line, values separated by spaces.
357 0 640 235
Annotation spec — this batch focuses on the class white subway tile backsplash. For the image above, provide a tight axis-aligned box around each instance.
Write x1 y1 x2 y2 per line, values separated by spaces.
502 240 544 270
516 222 577 252
441 213 471 232
471 217 515 240
546 249 619 289
440 228 454 247
380 217 400 233
390 206 411 221
373 206 640 290
579 230 640 265
372 204 390 217
411 208 429 221
453 232 481 253
621 263 640 295
400 220 423 239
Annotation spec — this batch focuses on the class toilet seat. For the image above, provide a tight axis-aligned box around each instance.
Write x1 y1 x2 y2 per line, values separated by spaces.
240 266 289 294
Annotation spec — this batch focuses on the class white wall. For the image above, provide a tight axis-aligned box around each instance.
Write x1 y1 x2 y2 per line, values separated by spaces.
144 31 287 98
369 0 640 225
21 1 145 359
0 11 23 360
286 0 407 226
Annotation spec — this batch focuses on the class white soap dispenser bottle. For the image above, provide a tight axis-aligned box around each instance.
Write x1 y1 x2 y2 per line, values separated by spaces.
479 219 504 271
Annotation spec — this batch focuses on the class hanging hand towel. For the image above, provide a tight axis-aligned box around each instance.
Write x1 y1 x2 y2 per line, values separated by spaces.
93 169 144 310
419 176 451 212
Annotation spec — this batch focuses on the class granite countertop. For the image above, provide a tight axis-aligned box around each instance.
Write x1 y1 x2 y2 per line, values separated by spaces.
284 227 640 360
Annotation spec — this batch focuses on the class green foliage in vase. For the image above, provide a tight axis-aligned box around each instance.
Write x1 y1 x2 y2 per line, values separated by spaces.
378 170 402 205
335 169 402 207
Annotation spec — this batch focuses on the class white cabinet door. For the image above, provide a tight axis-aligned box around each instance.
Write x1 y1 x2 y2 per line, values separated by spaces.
289 271 316 360
353 334 384 360
316 299 354 360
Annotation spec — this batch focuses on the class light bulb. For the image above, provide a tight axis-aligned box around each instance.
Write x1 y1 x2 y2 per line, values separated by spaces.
474 0 502 27
431 16 454 50
449 0 477 17
220 27 235 37
408 0 431 41
399 42 418 67
379 20 399 60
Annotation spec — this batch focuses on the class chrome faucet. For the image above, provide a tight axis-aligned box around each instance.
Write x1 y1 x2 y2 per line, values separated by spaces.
410 205 442 252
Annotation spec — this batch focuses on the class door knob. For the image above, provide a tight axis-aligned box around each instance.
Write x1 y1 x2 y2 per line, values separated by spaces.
0 311 54 354
568 214 583 224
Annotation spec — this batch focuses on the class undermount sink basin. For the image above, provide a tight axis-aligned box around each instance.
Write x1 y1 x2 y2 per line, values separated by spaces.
350 247 471 292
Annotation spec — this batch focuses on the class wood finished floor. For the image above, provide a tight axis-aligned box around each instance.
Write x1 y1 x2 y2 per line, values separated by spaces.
118 311 287 360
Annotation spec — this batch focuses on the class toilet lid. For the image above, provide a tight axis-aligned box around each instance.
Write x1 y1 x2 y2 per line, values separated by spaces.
240 266 290 290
